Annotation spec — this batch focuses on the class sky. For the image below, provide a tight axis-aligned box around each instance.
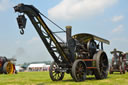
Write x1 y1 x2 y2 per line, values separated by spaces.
0 0 128 64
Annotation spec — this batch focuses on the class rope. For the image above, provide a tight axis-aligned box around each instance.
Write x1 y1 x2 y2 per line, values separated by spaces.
39 12 66 32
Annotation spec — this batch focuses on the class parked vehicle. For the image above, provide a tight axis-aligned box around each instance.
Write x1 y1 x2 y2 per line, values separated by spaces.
0 56 16 74
109 49 125 74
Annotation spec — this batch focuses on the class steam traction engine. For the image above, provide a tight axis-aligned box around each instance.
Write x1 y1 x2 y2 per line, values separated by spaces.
0 56 16 74
14 3 110 81
109 49 126 74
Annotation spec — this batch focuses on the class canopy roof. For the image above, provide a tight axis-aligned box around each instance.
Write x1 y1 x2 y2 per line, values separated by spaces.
72 33 110 45
28 63 46 68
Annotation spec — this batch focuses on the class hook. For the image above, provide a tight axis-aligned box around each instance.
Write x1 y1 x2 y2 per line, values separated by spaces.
20 29 24 35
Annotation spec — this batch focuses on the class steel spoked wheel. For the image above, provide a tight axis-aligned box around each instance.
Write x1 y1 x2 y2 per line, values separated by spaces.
109 66 113 74
49 62 64 81
93 51 108 79
3 62 14 74
119 65 123 74
100 54 108 78
122 62 125 74
72 59 86 82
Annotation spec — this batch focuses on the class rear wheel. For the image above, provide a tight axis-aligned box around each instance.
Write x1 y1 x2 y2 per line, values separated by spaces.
93 51 109 79
3 62 14 74
72 59 86 82
49 62 64 81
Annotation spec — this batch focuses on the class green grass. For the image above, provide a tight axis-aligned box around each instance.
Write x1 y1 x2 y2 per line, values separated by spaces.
0 72 128 85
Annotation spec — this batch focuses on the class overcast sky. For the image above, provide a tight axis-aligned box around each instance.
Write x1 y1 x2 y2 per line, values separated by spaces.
0 0 128 64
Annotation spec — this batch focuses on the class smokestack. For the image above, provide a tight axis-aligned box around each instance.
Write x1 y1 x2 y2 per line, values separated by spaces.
66 26 72 43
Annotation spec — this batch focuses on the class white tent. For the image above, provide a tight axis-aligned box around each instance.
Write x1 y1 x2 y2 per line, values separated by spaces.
27 63 50 71
28 63 46 68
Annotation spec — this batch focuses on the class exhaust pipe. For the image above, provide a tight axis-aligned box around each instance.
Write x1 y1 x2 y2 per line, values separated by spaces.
66 26 72 43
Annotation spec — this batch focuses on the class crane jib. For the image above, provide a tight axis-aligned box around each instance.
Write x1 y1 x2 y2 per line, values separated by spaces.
14 3 72 64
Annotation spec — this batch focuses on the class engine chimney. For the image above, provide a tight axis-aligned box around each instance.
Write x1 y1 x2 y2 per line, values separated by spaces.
66 26 72 43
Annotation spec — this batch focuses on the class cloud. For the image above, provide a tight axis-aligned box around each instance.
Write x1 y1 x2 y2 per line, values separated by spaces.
27 37 40 44
48 0 118 20
112 15 124 22
112 24 124 33
0 0 11 12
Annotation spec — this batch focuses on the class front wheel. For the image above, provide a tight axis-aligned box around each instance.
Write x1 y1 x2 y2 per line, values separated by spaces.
49 62 64 81
109 66 113 74
122 62 126 74
71 59 86 82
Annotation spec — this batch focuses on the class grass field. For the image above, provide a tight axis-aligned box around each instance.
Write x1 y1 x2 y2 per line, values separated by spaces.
0 72 128 85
